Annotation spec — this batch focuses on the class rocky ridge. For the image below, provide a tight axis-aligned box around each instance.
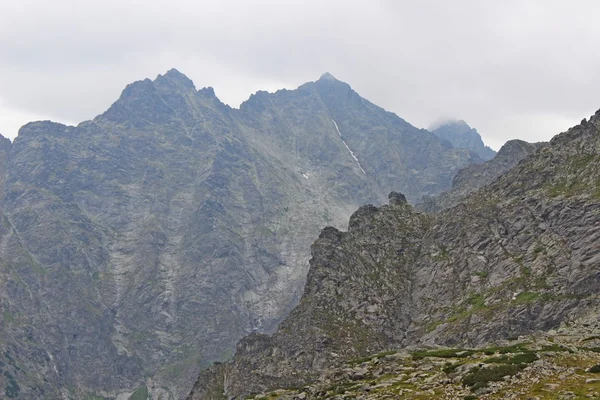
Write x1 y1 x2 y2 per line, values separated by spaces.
419 139 543 212
188 111 600 399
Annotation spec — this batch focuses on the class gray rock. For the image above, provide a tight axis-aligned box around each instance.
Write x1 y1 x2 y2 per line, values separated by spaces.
188 109 600 399
419 139 544 212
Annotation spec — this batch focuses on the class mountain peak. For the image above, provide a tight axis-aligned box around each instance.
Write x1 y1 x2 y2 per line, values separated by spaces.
155 68 196 89
431 120 496 161
318 72 338 82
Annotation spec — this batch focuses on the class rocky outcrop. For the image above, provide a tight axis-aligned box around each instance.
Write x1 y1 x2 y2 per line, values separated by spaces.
240 331 600 399
0 70 478 399
431 120 496 161
188 111 600 399
419 139 543 212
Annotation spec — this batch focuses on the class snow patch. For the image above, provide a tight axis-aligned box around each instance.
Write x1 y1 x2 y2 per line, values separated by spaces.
302 173 309 179
332 119 366 174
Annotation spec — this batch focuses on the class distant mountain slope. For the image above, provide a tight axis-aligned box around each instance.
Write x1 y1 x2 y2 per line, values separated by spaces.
419 139 543 212
0 70 477 399
239 73 481 203
189 112 600 399
432 120 496 160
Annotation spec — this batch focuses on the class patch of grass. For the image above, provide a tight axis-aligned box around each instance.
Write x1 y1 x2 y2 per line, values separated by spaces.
434 246 450 261
590 364 600 373
347 355 373 365
570 154 597 170
372 350 398 358
442 361 463 374
467 293 486 310
533 276 550 289
581 347 600 353
540 344 572 353
462 364 524 388
128 385 148 400
484 352 537 365
514 291 540 303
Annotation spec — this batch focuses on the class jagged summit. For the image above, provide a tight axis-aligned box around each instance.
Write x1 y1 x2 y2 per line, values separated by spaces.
318 72 338 81
495 139 539 158
431 119 496 161
155 68 196 89
198 86 216 97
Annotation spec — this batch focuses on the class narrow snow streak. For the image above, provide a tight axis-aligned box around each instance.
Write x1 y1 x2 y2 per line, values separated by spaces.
332 119 366 174
302 173 309 179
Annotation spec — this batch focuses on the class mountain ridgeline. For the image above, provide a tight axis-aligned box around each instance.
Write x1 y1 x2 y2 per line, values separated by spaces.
0 70 484 399
432 120 497 161
188 113 600 398
419 139 544 212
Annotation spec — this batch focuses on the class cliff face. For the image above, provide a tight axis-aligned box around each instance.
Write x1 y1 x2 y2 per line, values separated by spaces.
0 70 478 399
188 113 600 399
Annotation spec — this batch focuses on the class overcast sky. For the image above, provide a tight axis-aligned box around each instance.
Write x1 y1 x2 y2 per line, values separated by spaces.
1 0 600 150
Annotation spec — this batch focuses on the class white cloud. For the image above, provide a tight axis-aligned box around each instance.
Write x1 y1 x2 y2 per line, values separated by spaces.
0 99 76 139
1 0 600 147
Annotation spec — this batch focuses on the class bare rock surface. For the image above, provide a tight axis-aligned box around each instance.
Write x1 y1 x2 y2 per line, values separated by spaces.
189 111 600 399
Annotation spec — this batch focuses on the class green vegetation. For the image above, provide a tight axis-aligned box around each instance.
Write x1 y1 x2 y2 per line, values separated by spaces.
462 364 524 388
128 385 149 400
481 343 530 354
544 155 600 198
540 344 572 353
484 352 537 365
590 364 600 373
514 291 540 303
581 347 600 353
467 293 486 311
434 246 450 261
442 361 463 374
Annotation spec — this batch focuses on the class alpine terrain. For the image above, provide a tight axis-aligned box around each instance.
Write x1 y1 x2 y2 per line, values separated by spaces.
0 70 482 399
188 111 600 399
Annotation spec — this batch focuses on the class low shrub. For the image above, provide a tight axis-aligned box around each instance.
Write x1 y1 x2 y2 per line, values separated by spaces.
462 364 523 388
